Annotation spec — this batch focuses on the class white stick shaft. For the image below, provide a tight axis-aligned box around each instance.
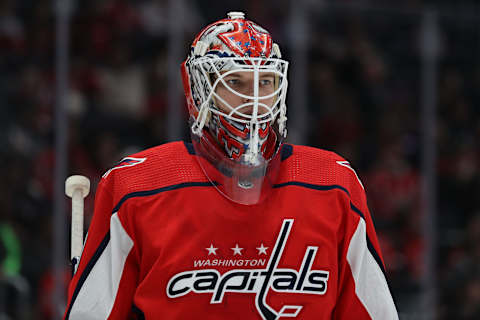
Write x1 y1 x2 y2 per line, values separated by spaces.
71 188 84 260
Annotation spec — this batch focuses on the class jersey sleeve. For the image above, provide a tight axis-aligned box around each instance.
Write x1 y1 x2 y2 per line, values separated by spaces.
64 176 139 320
333 164 399 319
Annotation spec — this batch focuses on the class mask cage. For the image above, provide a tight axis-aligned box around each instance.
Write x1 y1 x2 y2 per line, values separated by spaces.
188 57 289 146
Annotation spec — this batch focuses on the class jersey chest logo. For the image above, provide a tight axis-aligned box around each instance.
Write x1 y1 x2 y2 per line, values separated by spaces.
166 219 330 319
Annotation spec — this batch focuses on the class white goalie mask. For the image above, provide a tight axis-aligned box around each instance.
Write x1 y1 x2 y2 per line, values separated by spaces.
181 12 289 205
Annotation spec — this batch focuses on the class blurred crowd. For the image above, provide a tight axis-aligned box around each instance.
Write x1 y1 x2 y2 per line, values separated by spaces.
0 0 479 319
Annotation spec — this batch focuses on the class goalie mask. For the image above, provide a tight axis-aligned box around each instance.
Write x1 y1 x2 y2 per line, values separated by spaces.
181 12 289 205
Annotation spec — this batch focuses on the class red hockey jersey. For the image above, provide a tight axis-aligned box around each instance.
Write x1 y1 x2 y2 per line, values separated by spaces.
64 141 398 319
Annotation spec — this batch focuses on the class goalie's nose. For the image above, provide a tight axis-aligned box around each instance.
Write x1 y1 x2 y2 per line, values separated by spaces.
236 98 271 118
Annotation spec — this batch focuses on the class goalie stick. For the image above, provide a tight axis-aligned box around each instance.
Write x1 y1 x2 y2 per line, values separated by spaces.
65 175 90 275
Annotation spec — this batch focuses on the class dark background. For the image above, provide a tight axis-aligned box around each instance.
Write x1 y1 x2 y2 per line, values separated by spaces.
0 0 479 319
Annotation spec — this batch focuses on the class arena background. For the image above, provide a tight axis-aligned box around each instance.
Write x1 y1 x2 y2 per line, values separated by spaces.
0 0 479 319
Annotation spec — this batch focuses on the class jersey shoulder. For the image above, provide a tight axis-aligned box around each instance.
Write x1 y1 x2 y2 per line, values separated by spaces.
280 144 365 202
100 141 205 202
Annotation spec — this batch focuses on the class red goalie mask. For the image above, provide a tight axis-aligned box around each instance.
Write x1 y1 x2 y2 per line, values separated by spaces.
181 12 289 205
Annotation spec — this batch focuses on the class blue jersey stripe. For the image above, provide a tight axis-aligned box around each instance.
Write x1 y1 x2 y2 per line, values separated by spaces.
65 231 110 320
112 181 217 213
350 203 387 277
273 181 386 279
273 181 350 196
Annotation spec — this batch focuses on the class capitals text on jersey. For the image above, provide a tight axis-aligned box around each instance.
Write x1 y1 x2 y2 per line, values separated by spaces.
167 219 330 320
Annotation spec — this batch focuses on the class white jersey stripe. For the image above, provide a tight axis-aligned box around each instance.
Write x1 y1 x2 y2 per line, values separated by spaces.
347 218 398 319
69 213 133 320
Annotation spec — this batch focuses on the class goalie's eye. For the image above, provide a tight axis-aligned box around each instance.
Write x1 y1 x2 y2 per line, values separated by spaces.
260 79 273 86
226 78 241 86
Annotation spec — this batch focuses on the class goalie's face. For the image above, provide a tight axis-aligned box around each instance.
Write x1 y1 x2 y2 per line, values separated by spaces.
186 56 288 155
214 71 276 118
206 66 282 166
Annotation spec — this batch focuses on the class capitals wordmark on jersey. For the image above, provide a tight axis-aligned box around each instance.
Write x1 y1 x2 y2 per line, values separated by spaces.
167 219 330 320
64 142 398 320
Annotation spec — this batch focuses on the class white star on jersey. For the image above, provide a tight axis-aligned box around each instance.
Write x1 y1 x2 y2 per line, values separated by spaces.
256 243 269 255
231 244 243 256
206 244 218 255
